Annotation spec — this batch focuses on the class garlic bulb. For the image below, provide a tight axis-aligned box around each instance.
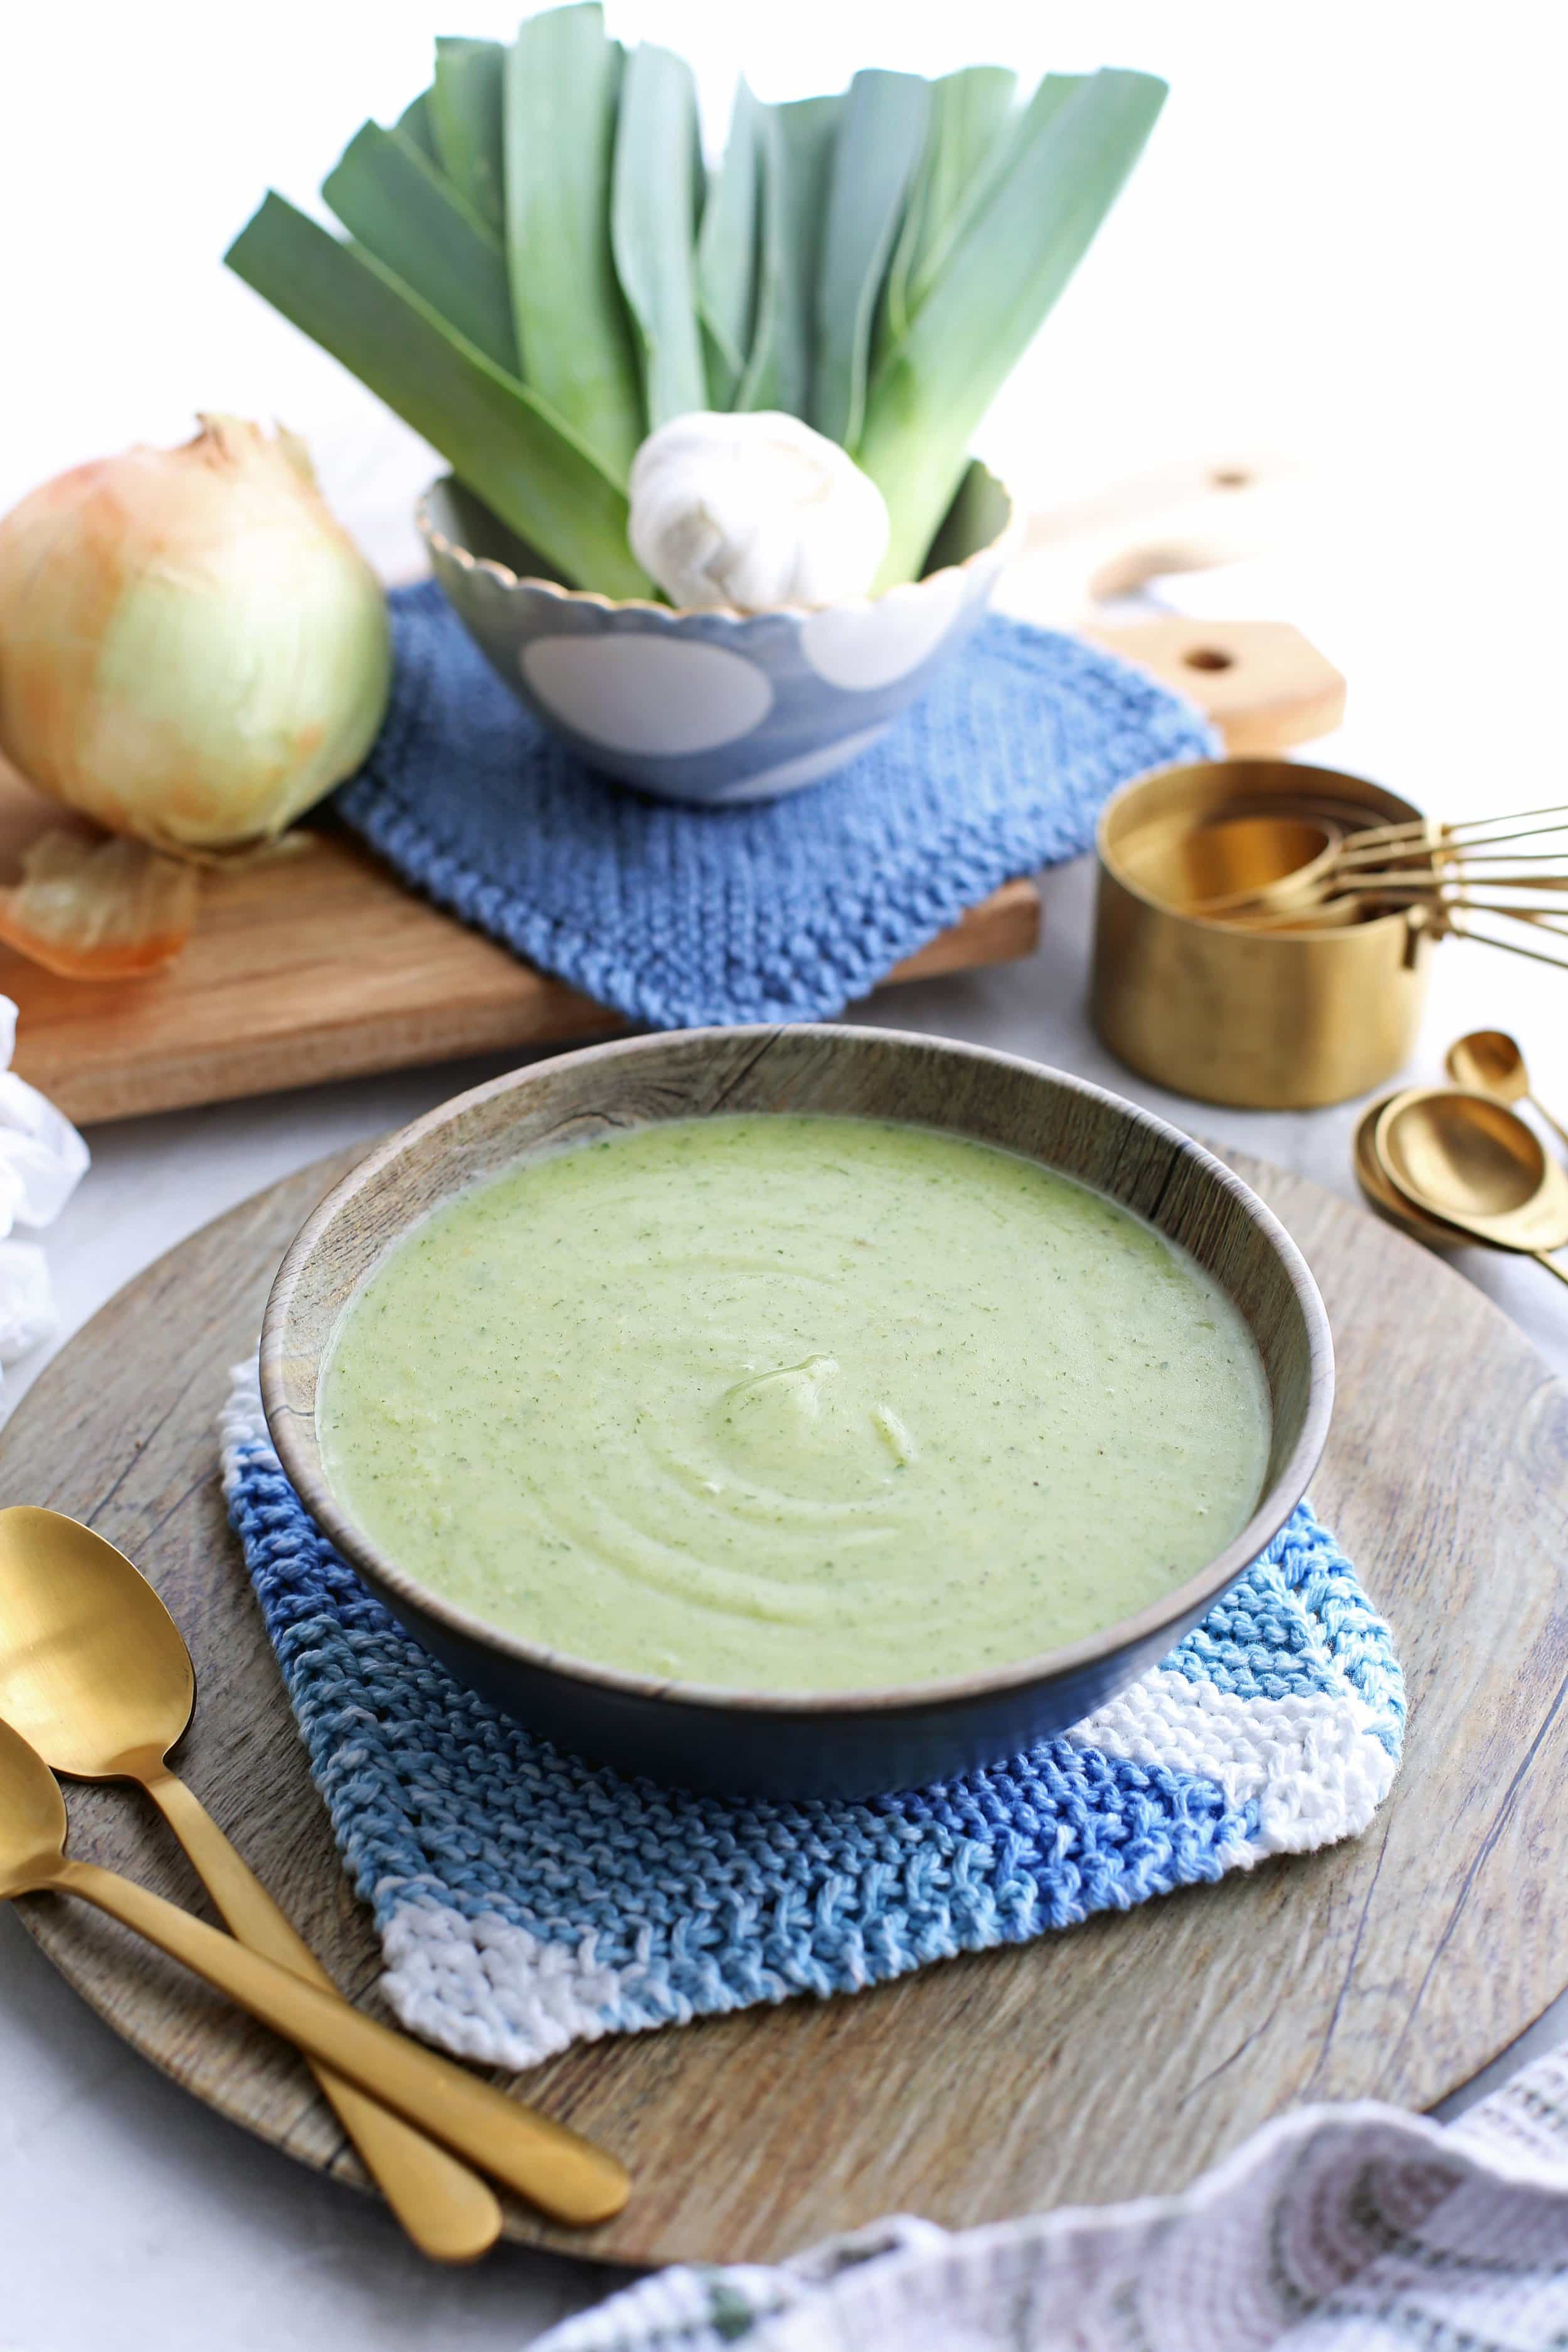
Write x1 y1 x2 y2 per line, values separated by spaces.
628 412 891 612
0 417 391 857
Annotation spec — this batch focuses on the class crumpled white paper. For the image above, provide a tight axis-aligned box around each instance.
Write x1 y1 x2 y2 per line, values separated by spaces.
1 995 89 1390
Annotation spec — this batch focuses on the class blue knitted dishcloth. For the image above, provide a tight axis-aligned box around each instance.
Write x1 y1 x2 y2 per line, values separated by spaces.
332 584 1216 1030
222 1367 1403 2069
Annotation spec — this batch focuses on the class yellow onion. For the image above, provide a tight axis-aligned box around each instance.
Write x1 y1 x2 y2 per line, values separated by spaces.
0 416 391 857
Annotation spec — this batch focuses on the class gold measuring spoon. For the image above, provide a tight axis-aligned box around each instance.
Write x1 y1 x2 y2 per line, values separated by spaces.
1175 812 1568 938
1374 1090 1568 1288
1352 1098 1470 1247
0 1708 630 2224
1177 811 1344 914
1446 1030 1568 1155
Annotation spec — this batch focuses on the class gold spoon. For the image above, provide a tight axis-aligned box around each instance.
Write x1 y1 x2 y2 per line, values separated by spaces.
0 1509 499 2260
0 1507 623 2247
1374 1089 1568 1288
0 1708 630 2224
1445 1029 1568 1155
1352 1098 1471 1247
1178 811 1343 913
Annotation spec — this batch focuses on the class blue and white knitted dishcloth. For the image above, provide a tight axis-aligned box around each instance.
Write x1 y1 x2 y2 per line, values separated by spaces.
222 1364 1403 2070
332 584 1216 1031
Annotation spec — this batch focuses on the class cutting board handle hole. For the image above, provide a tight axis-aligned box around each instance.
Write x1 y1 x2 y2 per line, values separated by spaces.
1184 647 1236 673
1210 467 1251 489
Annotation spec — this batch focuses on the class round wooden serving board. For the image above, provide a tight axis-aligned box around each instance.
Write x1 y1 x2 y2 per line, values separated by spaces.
3 1142 1567 2267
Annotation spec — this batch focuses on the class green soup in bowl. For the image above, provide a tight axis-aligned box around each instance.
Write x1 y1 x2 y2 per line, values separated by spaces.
262 1027 1332 1798
319 1113 1271 1697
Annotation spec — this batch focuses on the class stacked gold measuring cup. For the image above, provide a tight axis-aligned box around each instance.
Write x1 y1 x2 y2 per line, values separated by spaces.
1092 759 1567 1108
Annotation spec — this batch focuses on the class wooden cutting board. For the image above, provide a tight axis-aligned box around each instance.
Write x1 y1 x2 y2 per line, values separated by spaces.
4 1137 1564 2268
0 617 1343 1126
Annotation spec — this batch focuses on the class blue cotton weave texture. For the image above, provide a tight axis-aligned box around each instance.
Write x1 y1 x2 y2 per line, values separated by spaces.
332 584 1217 1030
223 1368 1403 2070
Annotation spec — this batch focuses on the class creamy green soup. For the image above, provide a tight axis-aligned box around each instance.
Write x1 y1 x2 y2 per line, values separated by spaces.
319 1115 1271 1693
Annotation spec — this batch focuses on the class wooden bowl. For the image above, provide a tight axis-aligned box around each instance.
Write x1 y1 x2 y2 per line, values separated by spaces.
260 1027 1333 1798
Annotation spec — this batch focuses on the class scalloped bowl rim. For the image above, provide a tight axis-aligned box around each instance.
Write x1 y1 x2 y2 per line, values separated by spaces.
415 462 1022 630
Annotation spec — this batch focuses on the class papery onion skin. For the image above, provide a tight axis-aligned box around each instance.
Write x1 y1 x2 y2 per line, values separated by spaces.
0 829 200 980
0 416 391 856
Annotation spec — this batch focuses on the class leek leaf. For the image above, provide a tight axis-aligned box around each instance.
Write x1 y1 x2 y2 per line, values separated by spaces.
884 66 1018 344
812 70 928 449
396 87 443 171
733 109 788 413
504 4 642 483
225 193 650 599
860 68 1167 586
696 78 761 406
432 37 506 234
322 123 515 377
612 43 708 428
736 95 840 419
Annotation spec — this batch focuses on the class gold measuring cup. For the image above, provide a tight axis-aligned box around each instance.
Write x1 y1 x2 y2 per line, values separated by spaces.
1093 760 1436 1108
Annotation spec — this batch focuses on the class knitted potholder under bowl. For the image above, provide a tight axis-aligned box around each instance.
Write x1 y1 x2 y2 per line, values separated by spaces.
332 584 1217 1030
223 1366 1404 2070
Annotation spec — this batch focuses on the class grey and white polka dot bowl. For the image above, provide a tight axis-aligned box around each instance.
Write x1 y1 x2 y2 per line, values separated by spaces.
416 459 1020 805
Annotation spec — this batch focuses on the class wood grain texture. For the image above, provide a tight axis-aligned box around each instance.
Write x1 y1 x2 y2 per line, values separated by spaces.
994 454 1310 618
0 768 1042 1127
0 615 1338 1129
8 1144 1562 2270
1082 619 1347 753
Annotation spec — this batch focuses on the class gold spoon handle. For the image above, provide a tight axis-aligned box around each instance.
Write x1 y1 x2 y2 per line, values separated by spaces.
142 1767 501 2263
1530 1101 1568 1157
1444 916 1568 973
1532 1251 1568 1290
51 1855 629 2226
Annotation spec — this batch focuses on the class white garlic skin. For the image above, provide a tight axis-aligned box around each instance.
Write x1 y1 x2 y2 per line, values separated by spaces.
628 412 891 613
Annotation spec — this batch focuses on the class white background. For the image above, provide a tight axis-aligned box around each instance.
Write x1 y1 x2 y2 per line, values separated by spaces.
3 5 1568 2347
9 0 1568 802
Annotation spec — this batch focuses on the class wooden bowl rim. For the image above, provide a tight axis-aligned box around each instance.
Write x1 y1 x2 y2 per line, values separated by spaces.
260 1026 1334 1721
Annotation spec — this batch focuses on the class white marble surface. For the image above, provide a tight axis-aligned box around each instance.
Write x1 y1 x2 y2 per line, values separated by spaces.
4 4 1568 2343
